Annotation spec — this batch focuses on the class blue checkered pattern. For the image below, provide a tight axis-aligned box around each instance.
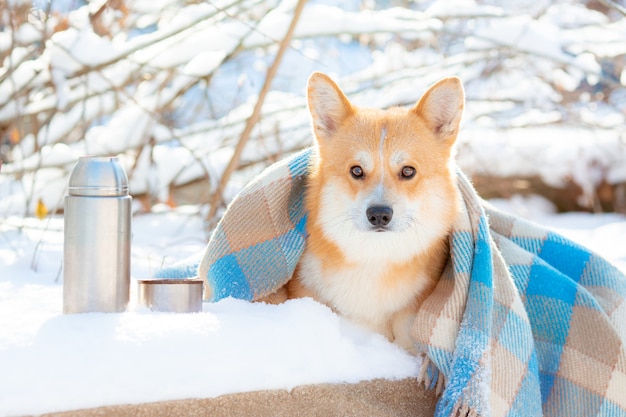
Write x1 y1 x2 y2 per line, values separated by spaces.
156 150 626 417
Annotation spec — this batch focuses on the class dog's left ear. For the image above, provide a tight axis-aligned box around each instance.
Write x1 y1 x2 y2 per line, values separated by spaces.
413 77 464 141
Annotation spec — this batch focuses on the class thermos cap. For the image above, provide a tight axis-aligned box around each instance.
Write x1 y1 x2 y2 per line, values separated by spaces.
68 156 129 197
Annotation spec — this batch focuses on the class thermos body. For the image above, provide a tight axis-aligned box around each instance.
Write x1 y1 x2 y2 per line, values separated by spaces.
63 157 132 314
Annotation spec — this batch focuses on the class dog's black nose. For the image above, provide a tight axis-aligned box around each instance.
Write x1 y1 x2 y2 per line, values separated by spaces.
366 206 393 227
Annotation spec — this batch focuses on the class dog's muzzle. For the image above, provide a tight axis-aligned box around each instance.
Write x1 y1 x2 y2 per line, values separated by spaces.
366 205 393 229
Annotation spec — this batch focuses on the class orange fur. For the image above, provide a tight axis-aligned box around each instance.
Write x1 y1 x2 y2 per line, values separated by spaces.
268 72 464 354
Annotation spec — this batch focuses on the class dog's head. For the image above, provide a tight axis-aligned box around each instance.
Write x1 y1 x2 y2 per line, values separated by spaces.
305 72 463 259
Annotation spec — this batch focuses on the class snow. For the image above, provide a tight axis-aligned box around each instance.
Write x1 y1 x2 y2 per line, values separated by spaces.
48 28 119 74
183 51 228 77
0 212 419 417
1 204 625 416
456 127 626 191
2 0 626 215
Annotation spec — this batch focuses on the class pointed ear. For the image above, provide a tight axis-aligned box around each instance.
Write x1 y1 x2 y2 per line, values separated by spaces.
413 77 464 140
307 72 354 142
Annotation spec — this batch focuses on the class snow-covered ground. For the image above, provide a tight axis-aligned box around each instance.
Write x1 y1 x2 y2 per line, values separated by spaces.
0 201 624 417
0 210 419 417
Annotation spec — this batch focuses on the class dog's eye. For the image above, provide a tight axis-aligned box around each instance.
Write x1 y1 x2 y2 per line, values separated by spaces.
350 166 365 179
400 166 416 179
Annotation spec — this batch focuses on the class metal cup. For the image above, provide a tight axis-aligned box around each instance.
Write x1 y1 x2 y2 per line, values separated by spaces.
137 279 204 313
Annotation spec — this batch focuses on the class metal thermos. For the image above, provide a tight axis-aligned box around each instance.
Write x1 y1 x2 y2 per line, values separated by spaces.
63 156 132 314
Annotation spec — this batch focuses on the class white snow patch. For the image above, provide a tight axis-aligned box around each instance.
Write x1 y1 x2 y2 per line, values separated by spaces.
0 212 419 417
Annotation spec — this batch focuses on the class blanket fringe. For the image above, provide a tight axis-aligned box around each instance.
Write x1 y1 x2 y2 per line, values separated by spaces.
451 402 480 417
417 354 446 395
436 371 445 396
419 356 481 417
417 354 430 385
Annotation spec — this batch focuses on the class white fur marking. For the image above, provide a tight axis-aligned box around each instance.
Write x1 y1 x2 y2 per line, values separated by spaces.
378 127 387 187
391 150 407 166
355 151 373 172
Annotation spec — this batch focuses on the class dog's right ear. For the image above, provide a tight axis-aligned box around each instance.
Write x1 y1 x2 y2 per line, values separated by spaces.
307 72 354 142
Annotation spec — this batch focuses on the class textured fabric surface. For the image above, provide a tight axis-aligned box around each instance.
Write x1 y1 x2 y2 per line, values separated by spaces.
156 149 626 417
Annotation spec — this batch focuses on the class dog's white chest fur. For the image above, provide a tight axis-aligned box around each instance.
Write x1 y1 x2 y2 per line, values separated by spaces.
297 240 429 336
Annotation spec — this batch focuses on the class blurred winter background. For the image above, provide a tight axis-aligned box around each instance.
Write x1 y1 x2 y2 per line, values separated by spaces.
1 0 626 223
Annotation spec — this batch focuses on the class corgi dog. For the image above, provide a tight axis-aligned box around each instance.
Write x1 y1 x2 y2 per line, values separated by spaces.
266 72 464 354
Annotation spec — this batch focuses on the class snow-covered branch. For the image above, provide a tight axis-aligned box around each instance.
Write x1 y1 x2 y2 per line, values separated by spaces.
0 0 625 220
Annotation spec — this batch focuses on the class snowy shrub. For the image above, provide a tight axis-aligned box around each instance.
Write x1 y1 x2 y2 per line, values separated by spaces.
1 0 625 220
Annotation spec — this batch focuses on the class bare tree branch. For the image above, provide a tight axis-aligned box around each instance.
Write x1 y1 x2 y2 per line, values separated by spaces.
206 0 309 224
596 0 626 17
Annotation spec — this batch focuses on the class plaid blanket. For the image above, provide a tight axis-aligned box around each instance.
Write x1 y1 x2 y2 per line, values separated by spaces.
156 149 626 417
